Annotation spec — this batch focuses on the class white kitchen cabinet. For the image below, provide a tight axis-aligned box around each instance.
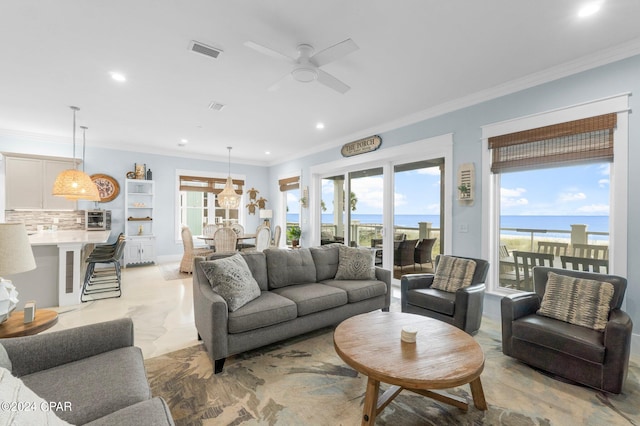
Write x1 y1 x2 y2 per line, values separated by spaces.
5 155 76 210
124 179 156 266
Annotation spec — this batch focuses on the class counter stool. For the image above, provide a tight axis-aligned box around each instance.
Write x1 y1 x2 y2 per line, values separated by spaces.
81 237 126 302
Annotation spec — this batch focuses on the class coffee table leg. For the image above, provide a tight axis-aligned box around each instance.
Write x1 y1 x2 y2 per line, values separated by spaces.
362 377 380 425
469 377 487 410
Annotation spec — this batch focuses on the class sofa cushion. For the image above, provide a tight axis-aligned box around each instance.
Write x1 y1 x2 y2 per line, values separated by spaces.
264 248 317 289
537 271 614 331
431 256 476 292
21 347 150 425
335 245 376 280
0 367 71 425
85 397 174 426
228 292 298 334
201 254 262 312
405 288 456 315
512 314 605 363
323 279 387 304
272 283 348 316
309 243 340 281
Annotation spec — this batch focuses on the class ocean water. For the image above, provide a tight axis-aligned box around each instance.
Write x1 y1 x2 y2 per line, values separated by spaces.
287 213 609 239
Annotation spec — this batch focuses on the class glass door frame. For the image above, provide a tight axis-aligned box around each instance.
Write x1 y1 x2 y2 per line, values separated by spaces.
309 134 453 277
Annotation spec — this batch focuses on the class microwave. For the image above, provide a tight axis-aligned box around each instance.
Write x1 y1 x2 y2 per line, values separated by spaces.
86 210 111 231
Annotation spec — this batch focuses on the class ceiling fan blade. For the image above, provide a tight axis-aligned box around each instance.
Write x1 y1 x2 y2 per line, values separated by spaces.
244 41 293 62
310 38 359 67
316 69 350 94
267 73 293 92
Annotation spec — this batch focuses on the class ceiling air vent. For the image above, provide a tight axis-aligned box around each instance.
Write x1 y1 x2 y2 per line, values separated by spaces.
208 102 225 111
189 40 223 59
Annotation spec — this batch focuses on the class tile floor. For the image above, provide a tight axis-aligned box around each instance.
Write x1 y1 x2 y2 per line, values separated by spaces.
47 261 199 359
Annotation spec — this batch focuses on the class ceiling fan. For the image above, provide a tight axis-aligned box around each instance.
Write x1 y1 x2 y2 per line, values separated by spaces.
244 38 359 94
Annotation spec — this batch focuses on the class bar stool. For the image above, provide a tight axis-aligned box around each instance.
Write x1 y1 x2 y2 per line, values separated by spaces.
81 237 126 302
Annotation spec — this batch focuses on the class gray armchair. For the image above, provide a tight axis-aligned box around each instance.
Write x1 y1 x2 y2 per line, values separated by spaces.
401 255 489 335
501 266 632 394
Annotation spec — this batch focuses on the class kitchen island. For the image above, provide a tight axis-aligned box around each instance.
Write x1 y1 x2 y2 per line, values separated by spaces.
17 230 112 307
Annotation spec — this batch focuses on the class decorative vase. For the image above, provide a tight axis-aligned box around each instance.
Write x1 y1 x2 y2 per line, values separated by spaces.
0 279 19 323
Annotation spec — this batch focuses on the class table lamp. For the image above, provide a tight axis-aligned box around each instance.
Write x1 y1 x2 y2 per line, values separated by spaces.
0 223 37 322
259 209 273 228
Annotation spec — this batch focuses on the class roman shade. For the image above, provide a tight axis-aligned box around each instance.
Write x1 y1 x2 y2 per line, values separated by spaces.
179 175 244 195
489 113 616 173
279 176 300 192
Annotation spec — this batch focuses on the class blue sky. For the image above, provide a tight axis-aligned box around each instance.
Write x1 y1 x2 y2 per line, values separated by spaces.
302 162 610 217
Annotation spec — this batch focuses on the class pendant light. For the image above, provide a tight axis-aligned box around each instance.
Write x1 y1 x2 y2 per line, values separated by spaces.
217 147 241 211
52 106 101 200
63 125 101 201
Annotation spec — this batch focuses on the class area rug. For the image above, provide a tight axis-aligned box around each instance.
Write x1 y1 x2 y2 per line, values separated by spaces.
145 319 639 425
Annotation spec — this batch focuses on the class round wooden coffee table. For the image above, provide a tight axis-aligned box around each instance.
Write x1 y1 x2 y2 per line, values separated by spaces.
0 309 59 338
334 311 487 425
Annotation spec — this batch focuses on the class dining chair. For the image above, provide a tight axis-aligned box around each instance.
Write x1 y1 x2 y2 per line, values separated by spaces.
271 225 282 247
180 226 215 273
537 241 569 256
572 243 609 260
560 255 609 273
213 227 238 253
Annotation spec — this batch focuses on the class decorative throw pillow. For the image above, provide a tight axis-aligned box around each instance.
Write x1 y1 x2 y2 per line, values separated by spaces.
200 253 261 312
430 256 477 292
334 245 376 280
0 367 72 425
537 271 614 331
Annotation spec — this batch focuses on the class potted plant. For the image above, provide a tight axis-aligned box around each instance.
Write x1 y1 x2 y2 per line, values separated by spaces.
288 226 302 247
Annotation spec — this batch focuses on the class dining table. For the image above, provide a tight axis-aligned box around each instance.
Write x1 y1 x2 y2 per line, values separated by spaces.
197 233 256 250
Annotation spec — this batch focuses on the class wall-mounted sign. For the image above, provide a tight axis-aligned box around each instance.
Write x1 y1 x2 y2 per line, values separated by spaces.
341 135 382 157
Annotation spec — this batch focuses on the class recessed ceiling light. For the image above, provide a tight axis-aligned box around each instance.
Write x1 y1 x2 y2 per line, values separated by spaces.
316 122 325 130
178 139 188 146
265 151 271 155
578 2 601 18
109 71 126 82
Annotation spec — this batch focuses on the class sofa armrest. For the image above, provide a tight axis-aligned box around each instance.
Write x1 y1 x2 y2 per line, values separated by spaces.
2 318 134 377
500 292 540 356
453 283 485 334
603 309 633 392
375 267 392 311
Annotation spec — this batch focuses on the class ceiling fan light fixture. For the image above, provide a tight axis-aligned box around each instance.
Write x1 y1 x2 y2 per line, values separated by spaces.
292 65 318 83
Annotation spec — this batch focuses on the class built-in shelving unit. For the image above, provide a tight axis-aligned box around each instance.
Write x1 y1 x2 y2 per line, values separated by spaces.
124 179 156 266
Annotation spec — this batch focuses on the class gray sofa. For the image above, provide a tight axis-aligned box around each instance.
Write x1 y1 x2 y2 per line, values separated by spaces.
193 244 391 373
0 318 174 425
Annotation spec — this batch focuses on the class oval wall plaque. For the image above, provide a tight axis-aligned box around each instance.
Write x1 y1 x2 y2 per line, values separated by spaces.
341 135 382 157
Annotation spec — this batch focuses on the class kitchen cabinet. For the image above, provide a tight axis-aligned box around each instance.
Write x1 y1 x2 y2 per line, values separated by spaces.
5 155 76 210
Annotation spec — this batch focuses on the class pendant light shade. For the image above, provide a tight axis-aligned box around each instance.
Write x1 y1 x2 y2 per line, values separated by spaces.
217 147 241 210
52 107 101 201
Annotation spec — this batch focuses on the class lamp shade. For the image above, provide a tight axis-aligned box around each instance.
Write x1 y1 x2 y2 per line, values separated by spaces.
52 169 101 200
0 223 36 276
218 176 241 210
259 209 273 219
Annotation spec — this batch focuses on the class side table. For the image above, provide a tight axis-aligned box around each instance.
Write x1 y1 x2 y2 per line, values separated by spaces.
0 309 59 338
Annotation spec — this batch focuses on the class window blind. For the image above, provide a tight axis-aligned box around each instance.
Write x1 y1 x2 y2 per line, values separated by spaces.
179 175 244 195
488 113 616 173
279 176 300 192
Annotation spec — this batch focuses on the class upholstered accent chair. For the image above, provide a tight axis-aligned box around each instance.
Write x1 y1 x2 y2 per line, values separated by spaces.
501 266 632 394
401 255 489 335
180 226 214 273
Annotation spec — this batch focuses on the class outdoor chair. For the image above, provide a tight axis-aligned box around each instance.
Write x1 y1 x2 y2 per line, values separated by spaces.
560 255 609 273
394 239 418 271
537 241 568 256
180 226 215 273
572 243 609 260
510 251 554 291
414 238 437 270
213 227 238 253
371 238 383 266
401 255 490 335
501 266 632 393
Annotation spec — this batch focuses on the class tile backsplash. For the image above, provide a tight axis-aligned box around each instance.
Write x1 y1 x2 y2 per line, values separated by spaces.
6 210 85 232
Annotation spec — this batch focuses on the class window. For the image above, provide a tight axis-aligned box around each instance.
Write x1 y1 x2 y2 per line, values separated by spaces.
279 176 300 244
482 95 629 293
178 174 244 237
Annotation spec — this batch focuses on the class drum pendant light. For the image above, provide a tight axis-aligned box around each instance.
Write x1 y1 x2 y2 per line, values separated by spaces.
52 106 100 200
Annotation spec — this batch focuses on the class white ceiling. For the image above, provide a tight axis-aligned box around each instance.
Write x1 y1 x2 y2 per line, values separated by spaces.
2 1 640 165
